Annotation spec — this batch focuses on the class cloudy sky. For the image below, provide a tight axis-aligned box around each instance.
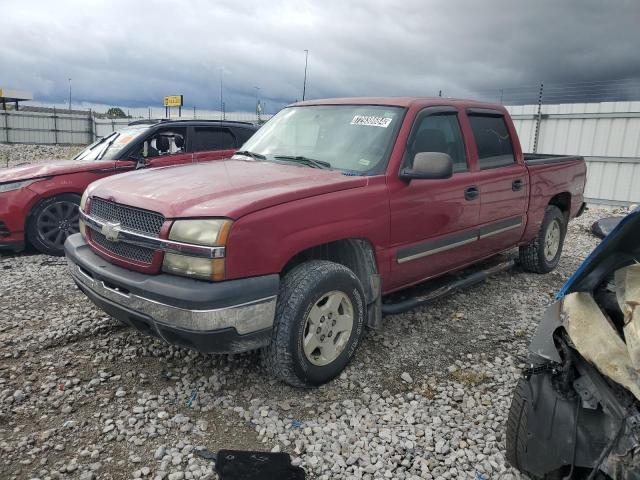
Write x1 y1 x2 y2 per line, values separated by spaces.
2 0 639 113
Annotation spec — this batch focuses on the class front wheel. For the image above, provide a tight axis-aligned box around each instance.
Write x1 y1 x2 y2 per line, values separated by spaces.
27 193 81 256
519 205 567 273
262 260 366 387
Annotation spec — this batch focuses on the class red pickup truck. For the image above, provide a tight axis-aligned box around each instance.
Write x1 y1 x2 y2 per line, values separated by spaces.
0 119 257 255
64 97 586 387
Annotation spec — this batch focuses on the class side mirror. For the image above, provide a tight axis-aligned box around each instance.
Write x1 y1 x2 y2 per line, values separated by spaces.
399 152 453 181
125 154 146 169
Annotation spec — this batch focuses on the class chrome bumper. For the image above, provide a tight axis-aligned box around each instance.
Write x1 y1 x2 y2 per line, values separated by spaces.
67 257 277 335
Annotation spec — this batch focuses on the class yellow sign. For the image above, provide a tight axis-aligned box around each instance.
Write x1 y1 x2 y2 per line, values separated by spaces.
164 95 183 107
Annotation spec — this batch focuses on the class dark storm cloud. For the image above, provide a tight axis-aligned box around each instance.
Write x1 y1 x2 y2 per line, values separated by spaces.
2 0 639 112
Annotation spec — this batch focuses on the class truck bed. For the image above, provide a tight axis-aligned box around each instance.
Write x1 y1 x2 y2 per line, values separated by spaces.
524 153 584 165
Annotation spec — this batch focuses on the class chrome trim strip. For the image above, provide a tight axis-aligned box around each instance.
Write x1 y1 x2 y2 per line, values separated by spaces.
397 236 477 264
80 210 225 259
68 259 276 334
478 223 521 239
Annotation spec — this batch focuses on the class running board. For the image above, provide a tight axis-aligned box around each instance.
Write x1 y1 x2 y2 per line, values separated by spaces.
381 259 516 316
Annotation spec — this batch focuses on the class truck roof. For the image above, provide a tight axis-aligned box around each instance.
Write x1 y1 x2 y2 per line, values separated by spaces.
293 96 506 111
127 119 258 128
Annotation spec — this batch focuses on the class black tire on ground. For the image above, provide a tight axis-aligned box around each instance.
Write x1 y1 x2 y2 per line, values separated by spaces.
506 378 535 475
262 260 366 388
519 205 567 273
507 378 571 480
27 193 81 256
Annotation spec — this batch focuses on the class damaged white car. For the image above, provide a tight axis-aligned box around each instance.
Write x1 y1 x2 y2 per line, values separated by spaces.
507 208 640 480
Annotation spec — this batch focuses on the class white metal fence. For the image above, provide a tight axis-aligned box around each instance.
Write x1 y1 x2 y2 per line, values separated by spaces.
507 102 640 206
0 109 269 145
2 101 638 206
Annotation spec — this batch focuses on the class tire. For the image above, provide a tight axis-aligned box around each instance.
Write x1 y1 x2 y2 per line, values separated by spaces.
27 193 81 256
507 378 569 480
519 205 567 273
262 260 366 388
506 378 534 474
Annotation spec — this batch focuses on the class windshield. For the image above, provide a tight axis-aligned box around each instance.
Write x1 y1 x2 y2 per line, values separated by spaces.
236 105 404 174
73 125 150 161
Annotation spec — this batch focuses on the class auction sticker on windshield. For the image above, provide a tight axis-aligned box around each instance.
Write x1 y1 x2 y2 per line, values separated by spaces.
351 115 393 127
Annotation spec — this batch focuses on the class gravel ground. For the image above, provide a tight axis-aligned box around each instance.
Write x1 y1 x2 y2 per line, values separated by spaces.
0 144 84 168
0 144 625 479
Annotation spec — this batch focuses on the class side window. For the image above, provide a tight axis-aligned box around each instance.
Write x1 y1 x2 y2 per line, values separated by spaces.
231 127 256 147
407 113 468 173
468 114 515 169
138 128 186 158
192 127 236 151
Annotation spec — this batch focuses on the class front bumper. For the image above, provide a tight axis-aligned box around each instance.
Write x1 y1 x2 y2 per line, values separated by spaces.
64 234 279 353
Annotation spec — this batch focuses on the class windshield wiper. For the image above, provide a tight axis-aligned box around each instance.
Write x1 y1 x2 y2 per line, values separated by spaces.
234 150 266 160
273 155 331 169
74 135 111 160
96 133 120 160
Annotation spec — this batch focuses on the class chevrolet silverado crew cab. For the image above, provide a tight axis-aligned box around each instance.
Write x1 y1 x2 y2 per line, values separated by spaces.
64 97 586 387
0 119 257 255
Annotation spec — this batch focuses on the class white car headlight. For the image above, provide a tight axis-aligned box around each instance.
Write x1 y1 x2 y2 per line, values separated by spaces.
78 191 89 239
80 190 89 211
0 179 37 193
162 219 232 280
167 219 231 246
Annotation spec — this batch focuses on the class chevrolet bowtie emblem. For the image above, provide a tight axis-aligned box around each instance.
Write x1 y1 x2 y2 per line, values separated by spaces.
101 221 121 242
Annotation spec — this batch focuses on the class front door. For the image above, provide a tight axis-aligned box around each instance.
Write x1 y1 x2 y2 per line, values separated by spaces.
142 126 194 168
387 107 481 291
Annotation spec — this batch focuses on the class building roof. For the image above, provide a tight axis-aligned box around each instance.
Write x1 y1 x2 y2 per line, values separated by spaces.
0 88 33 102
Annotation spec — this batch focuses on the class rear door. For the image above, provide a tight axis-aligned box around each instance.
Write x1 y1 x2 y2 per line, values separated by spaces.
190 126 238 163
387 106 481 290
464 110 528 253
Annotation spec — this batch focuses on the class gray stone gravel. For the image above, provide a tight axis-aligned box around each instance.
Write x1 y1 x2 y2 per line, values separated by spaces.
0 143 84 168
0 144 628 480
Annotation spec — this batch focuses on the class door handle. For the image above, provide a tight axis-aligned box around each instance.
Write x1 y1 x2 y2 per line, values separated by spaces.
512 179 524 191
464 186 479 201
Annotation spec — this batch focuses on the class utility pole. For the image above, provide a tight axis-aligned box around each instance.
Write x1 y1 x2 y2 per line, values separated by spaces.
220 68 224 120
254 86 260 121
68 78 72 111
533 83 544 154
302 49 309 101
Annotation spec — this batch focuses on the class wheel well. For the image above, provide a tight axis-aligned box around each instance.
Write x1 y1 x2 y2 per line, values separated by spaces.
282 239 382 326
549 192 571 220
25 192 81 240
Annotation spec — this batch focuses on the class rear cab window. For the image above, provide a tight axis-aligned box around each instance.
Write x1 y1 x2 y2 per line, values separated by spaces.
467 113 515 169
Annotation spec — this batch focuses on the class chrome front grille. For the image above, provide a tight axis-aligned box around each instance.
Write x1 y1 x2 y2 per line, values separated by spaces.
89 198 164 265
90 198 164 236
92 230 155 264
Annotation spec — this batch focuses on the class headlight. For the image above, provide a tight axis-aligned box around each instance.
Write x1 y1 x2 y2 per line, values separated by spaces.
0 179 37 193
80 190 89 211
162 253 225 280
79 191 89 239
167 219 231 246
162 219 232 281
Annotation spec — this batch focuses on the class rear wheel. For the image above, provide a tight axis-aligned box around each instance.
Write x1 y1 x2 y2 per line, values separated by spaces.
519 205 567 273
27 193 81 256
262 260 366 387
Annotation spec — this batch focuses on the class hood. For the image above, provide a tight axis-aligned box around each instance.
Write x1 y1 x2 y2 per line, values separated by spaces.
0 159 115 184
87 159 369 219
